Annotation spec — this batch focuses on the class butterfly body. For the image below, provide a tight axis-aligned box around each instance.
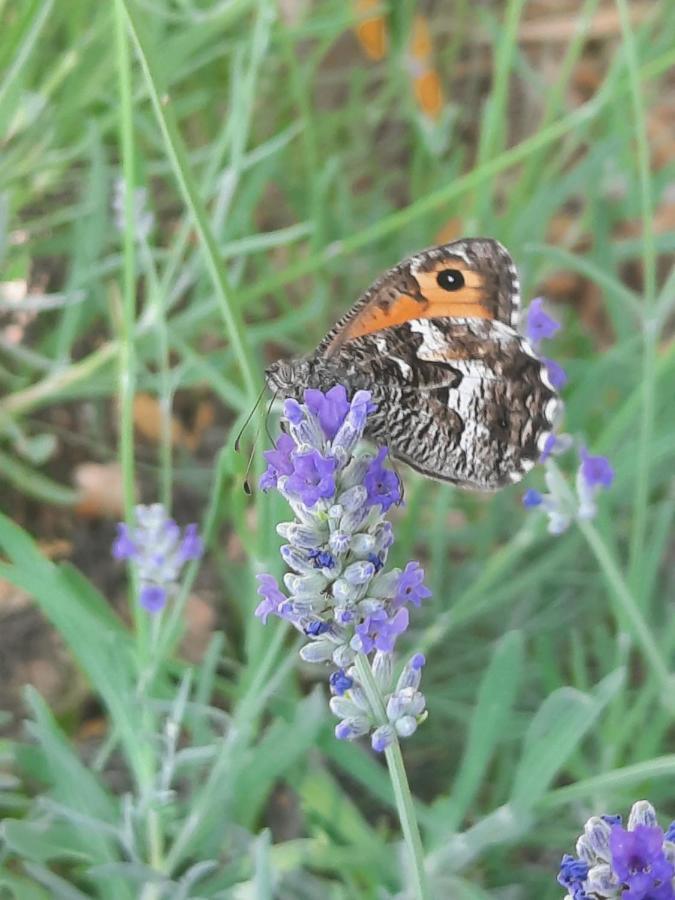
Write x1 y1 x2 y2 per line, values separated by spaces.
266 238 560 490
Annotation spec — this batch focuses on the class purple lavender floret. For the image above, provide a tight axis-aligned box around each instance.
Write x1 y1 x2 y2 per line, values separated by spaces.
557 801 675 899
543 356 568 390
527 297 561 342
364 447 401 511
112 504 203 614
256 386 429 750
580 448 615 490
395 561 432 608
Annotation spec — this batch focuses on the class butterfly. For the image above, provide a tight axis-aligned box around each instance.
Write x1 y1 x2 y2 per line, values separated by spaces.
265 238 561 490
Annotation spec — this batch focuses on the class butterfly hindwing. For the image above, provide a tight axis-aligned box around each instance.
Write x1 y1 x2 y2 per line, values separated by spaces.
325 317 558 489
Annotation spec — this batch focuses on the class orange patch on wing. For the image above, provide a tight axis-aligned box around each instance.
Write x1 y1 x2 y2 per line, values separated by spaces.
341 281 491 342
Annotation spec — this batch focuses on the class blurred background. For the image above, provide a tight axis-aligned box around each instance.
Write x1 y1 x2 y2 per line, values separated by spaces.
1 1 675 897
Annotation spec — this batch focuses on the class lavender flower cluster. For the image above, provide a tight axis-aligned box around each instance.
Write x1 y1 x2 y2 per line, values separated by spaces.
256 385 430 751
522 298 614 533
113 504 203 612
559 801 675 899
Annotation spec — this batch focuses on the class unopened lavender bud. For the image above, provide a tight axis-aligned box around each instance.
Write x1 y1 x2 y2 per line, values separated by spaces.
329 531 351 555
582 817 612 862
371 724 395 753
300 641 335 663
394 715 418 738
339 485 367 512
280 545 315 574
329 696 360 719
372 651 393 690
585 864 620 895
396 653 425 691
331 578 359 604
350 533 376 555
335 717 369 741
627 800 657 830
575 834 595 865
339 507 369 534
343 560 375 585
284 572 328 596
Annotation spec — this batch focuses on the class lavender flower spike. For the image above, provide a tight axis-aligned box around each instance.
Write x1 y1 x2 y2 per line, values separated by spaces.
557 800 675 899
256 386 430 751
112 504 203 614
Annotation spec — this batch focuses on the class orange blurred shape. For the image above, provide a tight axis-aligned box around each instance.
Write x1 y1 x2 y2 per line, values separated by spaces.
354 0 388 61
133 393 187 447
414 70 443 120
435 218 463 245
74 462 128 519
409 14 444 120
410 13 432 61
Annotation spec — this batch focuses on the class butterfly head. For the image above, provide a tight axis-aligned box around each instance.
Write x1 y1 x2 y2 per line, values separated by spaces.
265 357 315 401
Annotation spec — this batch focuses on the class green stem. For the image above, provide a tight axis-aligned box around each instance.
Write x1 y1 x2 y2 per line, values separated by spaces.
354 655 430 900
577 518 672 698
115 6 164 894
616 0 658 594
120 0 258 405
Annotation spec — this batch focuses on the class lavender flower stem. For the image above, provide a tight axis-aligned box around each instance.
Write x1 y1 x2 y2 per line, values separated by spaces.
354 654 430 900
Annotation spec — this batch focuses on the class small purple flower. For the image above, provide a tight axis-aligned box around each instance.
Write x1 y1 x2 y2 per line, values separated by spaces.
610 825 673 887
254 573 287 623
411 653 425 670
305 620 331 636
285 449 337 507
261 432 296 491
527 297 561 342
140 584 167 613
304 385 351 440
603 814 622 827
112 523 138 560
395 561 431 608
557 854 590 894
329 669 353 696
522 488 543 508
543 356 568 390
309 549 335 569
665 822 675 843
540 434 557 463
356 607 409 654
113 505 204 614
580 448 614 490
364 447 401 512
178 523 204 562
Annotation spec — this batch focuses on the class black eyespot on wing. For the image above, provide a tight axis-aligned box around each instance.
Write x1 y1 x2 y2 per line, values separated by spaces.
436 268 465 291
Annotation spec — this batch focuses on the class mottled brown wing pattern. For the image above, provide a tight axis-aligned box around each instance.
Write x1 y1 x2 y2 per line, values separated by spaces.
265 237 559 490
321 317 559 489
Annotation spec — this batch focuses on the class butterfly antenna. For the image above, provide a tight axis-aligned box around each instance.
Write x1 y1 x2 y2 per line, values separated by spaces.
234 384 266 453
264 389 278 445
242 390 279 495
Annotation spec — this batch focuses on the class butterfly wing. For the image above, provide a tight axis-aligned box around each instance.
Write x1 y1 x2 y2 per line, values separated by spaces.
318 237 521 357
327 316 559 489
266 237 557 489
